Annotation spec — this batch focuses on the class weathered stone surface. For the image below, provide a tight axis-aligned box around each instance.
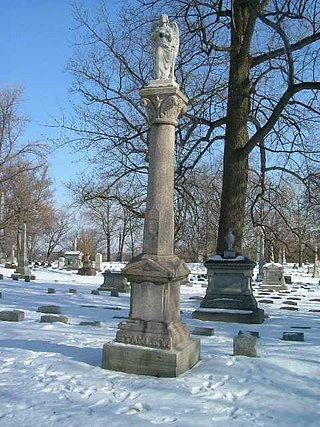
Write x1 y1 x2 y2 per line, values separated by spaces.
261 262 287 291
0 310 25 322
191 327 214 336
95 252 102 272
99 270 129 292
79 321 102 327
233 334 257 357
110 289 119 297
284 300 298 306
282 332 304 342
40 315 68 324
47 288 56 294
238 330 260 338
37 305 61 314
284 275 292 284
102 338 200 377
258 299 274 304
193 308 265 324
279 306 299 311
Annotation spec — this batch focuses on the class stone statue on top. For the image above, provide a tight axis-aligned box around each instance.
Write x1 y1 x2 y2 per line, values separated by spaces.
151 14 179 83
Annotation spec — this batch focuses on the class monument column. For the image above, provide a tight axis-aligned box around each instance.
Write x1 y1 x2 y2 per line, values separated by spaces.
0 192 6 263
256 227 265 282
102 15 200 377
12 223 34 280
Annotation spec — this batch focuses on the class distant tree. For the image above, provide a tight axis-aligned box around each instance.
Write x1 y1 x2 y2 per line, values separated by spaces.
0 86 46 186
41 210 72 261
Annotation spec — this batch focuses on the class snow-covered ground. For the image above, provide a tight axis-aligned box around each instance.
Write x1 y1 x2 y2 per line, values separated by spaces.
0 263 319 427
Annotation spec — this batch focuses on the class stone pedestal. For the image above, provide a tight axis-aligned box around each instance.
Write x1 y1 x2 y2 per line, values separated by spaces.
102 84 200 377
98 270 129 293
260 262 287 291
193 256 264 324
78 254 96 276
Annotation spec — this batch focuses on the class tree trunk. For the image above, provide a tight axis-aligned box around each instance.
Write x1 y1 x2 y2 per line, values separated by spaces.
216 0 258 254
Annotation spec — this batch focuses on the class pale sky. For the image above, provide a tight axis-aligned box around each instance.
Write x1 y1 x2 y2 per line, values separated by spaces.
1 0 121 206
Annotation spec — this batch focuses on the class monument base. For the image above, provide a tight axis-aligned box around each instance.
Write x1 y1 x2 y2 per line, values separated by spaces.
255 273 264 282
193 256 264 324
192 308 265 324
11 273 36 281
102 338 200 377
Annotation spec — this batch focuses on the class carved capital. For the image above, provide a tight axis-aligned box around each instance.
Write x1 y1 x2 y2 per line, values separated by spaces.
140 86 188 126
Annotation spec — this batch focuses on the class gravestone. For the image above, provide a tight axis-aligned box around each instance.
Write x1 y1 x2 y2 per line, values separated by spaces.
78 253 96 276
95 252 102 272
58 256 65 269
260 262 287 291
256 227 265 282
0 310 25 322
37 305 61 314
64 250 83 270
233 333 257 357
11 223 35 280
98 270 129 293
102 16 200 378
282 332 304 342
40 315 68 324
193 229 264 324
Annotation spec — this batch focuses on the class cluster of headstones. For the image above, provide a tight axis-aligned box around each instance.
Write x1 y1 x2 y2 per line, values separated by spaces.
191 327 306 358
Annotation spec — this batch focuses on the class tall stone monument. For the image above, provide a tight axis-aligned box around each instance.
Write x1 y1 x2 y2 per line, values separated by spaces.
193 229 264 324
313 246 320 278
102 15 200 377
0 192 6 263
256 227 265 282
11 223 34 280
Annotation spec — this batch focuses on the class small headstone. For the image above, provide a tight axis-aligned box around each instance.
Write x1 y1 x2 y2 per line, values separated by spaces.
201 283 207 288
0 274 3 279
238 330 260 338
279 306 298 311
271 296 282 299
309 298 320 302
47 288 56 294
69 288 77 294
110 289 119 297
37 305 61 314
309 309 320 313
40 315 69 324
191 327 214 336
0 292 2 298
233 334 257 357
12 275 19 281
79 321 102 327
91 290 100 295
0 310 25 322
25 276 31 282
286 297 301 301
186 282 193 287
102 306 122 311
284 275 292 284
284 300 298 306
188 296 202 300
258 299 274 304
282 332 304 342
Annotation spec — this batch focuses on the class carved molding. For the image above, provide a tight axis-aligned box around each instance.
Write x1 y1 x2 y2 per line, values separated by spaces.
141 94 187 125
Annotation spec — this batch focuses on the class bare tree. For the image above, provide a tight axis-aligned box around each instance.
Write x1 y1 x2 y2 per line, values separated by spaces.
0 86 47 186
60 0 320 255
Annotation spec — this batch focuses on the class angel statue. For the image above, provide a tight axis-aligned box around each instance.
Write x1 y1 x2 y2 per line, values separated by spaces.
151 14 179 81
